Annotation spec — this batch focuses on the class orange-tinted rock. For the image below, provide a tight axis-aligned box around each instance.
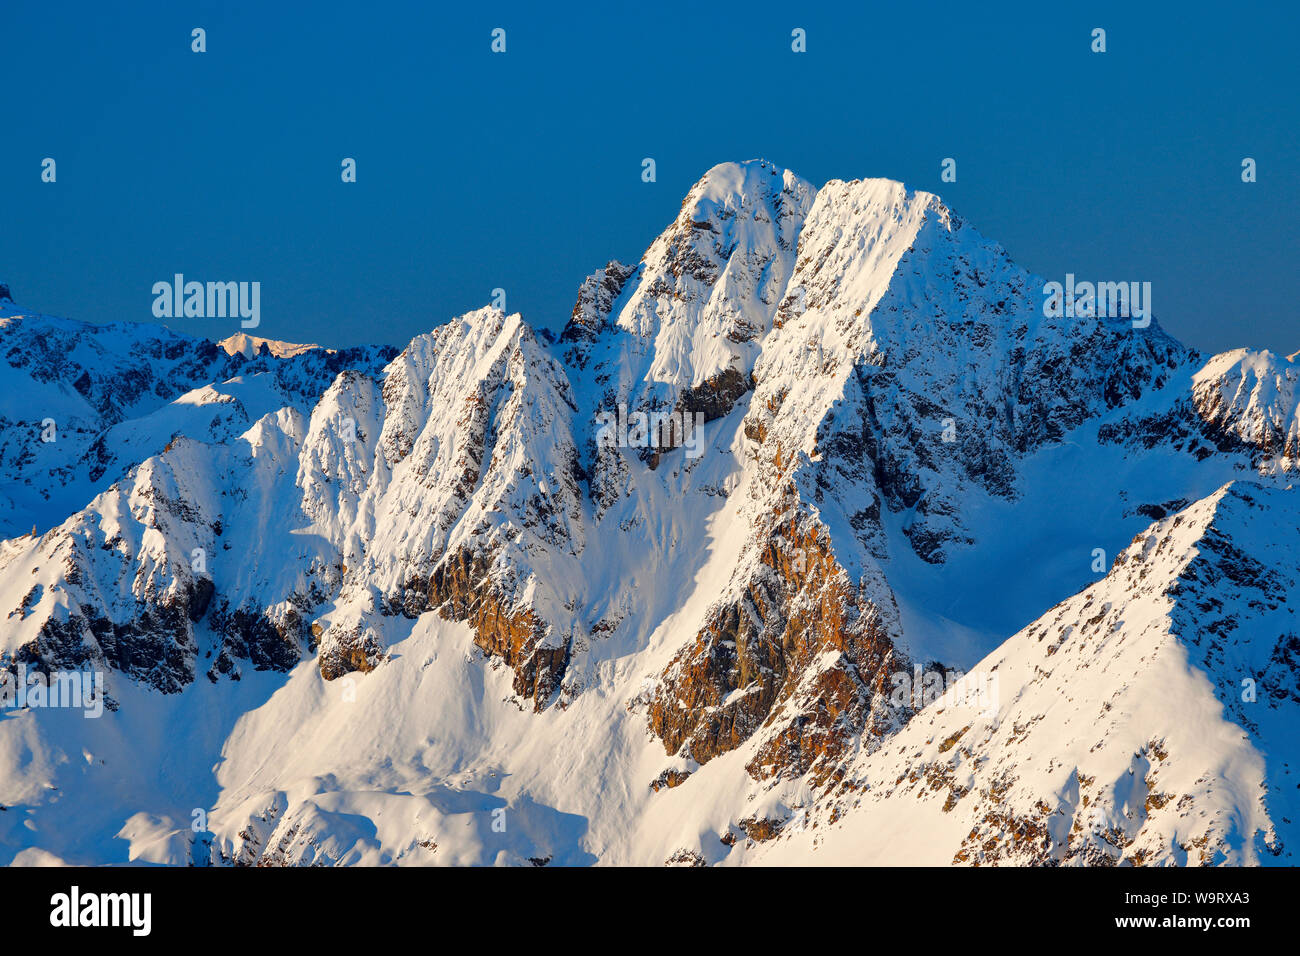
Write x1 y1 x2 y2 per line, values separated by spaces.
317 624 384 681
650 768 693 792
737 816 784 842
648 502 907 783
427 547 568 711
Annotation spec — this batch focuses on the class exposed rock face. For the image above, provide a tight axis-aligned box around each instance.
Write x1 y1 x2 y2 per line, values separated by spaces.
23 602 195 694
675 367 751 424
649 502 906 784
737 816 784 842
208 599 309 679
561 260 636 360
315 618 384 682
664 849 706 867
649 768 692 792
427 547 568 709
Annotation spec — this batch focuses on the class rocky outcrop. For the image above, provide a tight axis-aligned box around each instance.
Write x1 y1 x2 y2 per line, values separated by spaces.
560 260 636 362
208 598 310 680
648 502 906 783
427 547 568 709
316 617 385 681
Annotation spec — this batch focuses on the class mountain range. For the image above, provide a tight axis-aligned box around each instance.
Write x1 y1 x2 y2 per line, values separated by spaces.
1 160 1296 866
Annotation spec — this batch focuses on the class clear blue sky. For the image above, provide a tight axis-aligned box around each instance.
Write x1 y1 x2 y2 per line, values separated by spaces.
2 0 1296 355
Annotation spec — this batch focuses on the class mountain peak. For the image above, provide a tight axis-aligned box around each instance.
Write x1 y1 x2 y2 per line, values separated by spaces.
598 159 816 408
217 332 323 359
686 158 808 201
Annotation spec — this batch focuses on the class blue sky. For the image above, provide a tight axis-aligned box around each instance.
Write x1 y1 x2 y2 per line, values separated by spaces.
2 0 1296 354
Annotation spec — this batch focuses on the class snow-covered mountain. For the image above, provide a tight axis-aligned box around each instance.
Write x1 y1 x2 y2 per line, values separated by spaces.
0 161 1296 867
217 333 325 360
753 482 1298 866
0 298 396 543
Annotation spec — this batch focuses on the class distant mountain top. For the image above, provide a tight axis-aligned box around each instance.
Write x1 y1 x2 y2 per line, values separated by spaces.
217 333 326 360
